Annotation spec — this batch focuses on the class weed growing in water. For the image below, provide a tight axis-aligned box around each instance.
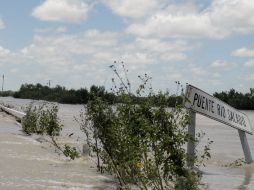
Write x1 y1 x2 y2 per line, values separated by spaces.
223 158 246 167
22 102 79 160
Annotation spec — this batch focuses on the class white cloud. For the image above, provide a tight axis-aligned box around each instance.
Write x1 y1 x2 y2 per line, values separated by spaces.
244 60 254 67
210 60 235 70
134 38 189 53
32 0 90 23
0 46 10 57
0 19 4 29
130 38 189 62
19 31 118 72
10 68 19 73
212 72 221 78
101 0 161 18
232 47 254 57
127 13 216 39
34 26 67 34
0 28 193 90
232 47 254 67
209 0 254 35
191 67 207 76
243 74 254 81
20 29 190 71
126 0 254 39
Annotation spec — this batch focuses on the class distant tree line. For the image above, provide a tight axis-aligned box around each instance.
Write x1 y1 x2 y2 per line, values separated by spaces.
213 88 254 110
2 83 254 109
12 83 114 104
6 83 182 106
0 90 15 97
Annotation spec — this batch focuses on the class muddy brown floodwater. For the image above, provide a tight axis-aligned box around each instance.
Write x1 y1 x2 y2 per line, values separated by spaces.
0 111 115 190
1 97 254 190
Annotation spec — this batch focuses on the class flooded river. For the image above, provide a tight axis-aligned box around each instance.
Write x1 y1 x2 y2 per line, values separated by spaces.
1 97 254 189
0 97 115 190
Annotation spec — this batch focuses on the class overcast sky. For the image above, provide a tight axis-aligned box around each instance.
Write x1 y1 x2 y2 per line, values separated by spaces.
1 0 254 94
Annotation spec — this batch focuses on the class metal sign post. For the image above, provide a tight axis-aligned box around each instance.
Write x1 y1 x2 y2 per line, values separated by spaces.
187 111 196 167
185 84 253 164
238 130 253 163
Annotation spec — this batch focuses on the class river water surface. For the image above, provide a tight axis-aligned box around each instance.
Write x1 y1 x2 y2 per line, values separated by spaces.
1 97 254 190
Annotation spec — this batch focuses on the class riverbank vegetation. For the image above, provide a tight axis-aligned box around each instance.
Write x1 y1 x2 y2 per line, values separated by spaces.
12 83 183 106
14 84 93 104
214 88 254 110
7 83 254 110
0 90 15 97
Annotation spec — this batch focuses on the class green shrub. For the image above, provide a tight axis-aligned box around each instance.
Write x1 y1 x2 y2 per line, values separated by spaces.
63 145 80 160
79 64 210 189
22 103 62 136
22 102 79 160
22 103 40 135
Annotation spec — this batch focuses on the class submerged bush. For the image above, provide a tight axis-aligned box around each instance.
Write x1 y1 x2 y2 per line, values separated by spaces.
22 102 79 160
79 64 210 189
22 103 62 136
22 103 39 135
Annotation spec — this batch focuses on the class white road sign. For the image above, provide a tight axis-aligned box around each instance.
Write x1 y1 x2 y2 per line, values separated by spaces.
185 85 253 134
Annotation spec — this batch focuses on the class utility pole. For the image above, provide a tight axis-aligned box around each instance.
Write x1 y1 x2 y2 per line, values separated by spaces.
2 74 4 91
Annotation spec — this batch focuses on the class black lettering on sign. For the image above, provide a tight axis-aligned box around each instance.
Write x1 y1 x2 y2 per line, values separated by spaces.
227 109 247 127
236 114 241 125
217 104 226 118
190 89 249 131
228 109 234 122
204 98 214 113
205 98 209 110
222 106 226 118
197 94 202 107
202 96 205 109
217 104 220 116
211 101 214 113
192 93 198 106
192 92 215 114
243 118 246 127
